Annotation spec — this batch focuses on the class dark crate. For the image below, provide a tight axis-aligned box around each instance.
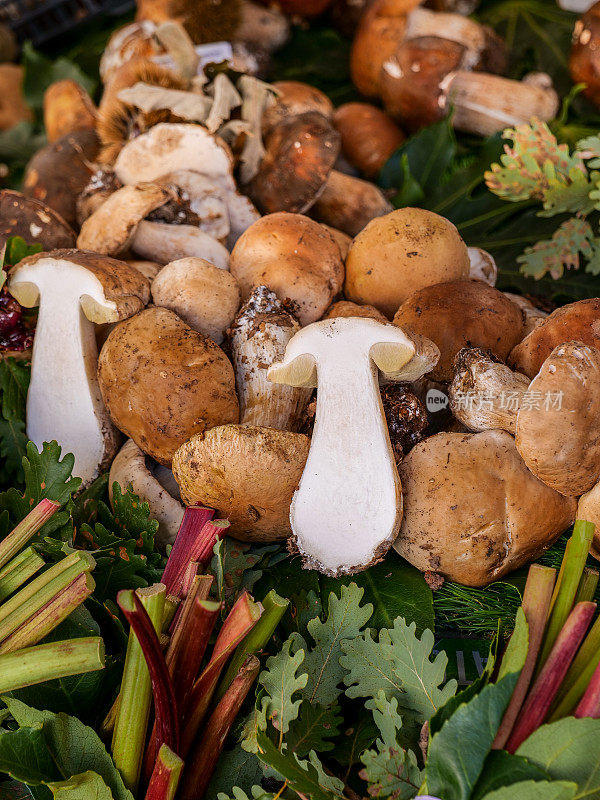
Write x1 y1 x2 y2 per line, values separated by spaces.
0 0 133 47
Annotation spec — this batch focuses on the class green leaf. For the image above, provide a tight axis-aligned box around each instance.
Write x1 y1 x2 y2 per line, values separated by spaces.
0 727 61 784
516 717 600 799
517 217 598 279
331 708 378 766
22 42 96 113
3 237 43 268
341 618 456 723
258 637 308 736
498 607 529 680
47 772 115 800
424 671 522 800
0 418 27 486
286 700 342 757
301 583 373 706
218 788 275 800
207 741 267 799
480 780 577 800
211 538 274 613
0 358 30 421
0 122 47 180
472 751 550 800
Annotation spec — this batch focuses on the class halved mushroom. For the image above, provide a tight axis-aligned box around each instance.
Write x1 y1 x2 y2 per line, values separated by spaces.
151 257 240 343
449 342 600 496
394 429 576 587
43 80 97 143
268 316 439 575
0 191 76 251
173 424 310 542
110 438 184 546
229 285 311 430
230 212 344 325
508 298 600 378
344 207 470 319
8 250 150 484
393 280 525 382
98 306 239 465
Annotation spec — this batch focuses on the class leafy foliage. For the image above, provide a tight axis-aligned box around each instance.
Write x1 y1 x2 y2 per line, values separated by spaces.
258 638 308 738
0 358 30 486
286 701 342 758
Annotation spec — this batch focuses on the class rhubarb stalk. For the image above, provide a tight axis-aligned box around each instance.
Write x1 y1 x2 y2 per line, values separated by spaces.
536 520 594 672
181 591 262 755
0 571 95 653
0 637 104 693
112 584 166 793
161 506 218 598
0 498 59 569
217 589 289 700
574 657 600 718
575 568 599 604
168 574 213 639
145 744 184 800
549 614 600 720
180 656 260 800
506 600 596 753
0 547 45 603
170 598 220 704
493 563 556 750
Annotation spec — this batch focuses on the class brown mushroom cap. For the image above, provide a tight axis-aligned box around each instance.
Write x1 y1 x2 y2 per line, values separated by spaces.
344 207 470 319
246 111 340 215
262 80 334 135
43 80 97 143
324 300 388 323
394 429 576 587
0 64 32 132
509 299 600 379
310 170 393 237
172 424 310 542
333 102 404 177
577 480 600 561
321 224 352 260
0 191 76 251
516 341 600 497
98 306 239 465
230 212 344 325
23 130 101 230
570 2 600 109
393 280 525 382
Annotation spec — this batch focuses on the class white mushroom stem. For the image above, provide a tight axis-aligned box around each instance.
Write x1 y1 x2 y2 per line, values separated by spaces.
268 317 439 576
238 75 278 184
132 220 230 268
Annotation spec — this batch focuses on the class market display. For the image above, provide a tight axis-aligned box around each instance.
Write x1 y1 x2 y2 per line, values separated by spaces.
2 0 600 798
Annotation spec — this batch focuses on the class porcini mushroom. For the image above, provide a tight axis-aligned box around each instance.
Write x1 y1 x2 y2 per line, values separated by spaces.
508 299 600 378
261 80 334 135
394 429 576 587
344 207 470 319
503 293 547 337
8 250 150 484
268 316 439 575
172 424 310 541
43 80 97 143
229 286 311 430
333 102 405 178
98 306 239 465
468 246 497 286
230 212 344 326
110 438 185 546
449 342 600 496
571 2 600 108
0 191 76 251
393 280 525 382
131 220 230 268
324 300 388 323
0 64 32 131
151 257 240 343
310 170 393 237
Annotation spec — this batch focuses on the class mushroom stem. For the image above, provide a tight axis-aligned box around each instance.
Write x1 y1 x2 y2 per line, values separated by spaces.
154 21 199 79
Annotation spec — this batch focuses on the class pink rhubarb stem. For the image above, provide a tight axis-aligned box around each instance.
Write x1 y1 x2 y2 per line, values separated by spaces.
145 744 183 800
0 498 60 569
575 657 600 718
179 656 260 800
117 589 180 757
506 601 596 753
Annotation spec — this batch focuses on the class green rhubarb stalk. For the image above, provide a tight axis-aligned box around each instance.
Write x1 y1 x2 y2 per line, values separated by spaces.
162 596 180 632
0 552 94 643
0 498 59 570
112 584 166 794
145 744 184 800
0 572 95 654
549 613 600 720
536 520 595 673
0 637 104 693
575 568 599 605
0 547 45 603
216 589 289 701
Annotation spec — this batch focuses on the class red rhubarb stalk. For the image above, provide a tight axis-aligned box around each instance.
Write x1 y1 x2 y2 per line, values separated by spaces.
161 507 219 598
171 599 220 704
180 591 262 755
506 600 596 753
179 656 260 800
168 573 214 643
575 657 600 718
117 589 180 756
0 498 60 569
493 563 556 750
145 744 184 800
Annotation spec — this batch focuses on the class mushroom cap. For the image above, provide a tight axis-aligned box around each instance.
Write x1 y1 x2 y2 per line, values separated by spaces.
98 306 239 465
172 424 310 541
151 257 241 344
333 101 404 177
23 130 100 231
468 246 497 286
516 341 600 497
345 207 470 319
320 224 352 260
394 429 576 587
9 249 150 322
393 280 525 382
128 259 162 281
570 3 600 108
43 79 97 143
310 169 393 237
230 212 344 326
577 479 600 561
77 183 173 256
0 190 76 251
509 299 600 379
0 64 32 132
324 300 388 323
246 111 340 215
262 80 334 134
